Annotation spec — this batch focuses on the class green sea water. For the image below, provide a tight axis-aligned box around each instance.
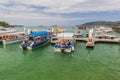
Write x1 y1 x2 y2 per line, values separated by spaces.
0 27 120 80
0 42 120 80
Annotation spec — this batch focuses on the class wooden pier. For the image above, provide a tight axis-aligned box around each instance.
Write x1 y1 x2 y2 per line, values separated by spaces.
75 38 120 43
75 38 88 42
94 38 120 43
51 38 120 44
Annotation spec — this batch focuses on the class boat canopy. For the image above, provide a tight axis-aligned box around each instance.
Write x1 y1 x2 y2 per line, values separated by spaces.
29 31 49 37
56 33 74 38
56 27 65 32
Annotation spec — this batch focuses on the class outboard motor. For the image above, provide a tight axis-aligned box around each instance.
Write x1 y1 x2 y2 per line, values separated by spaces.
20 39 30 50
61 44 65 53
61 48 65 53
0 37 3 44
21 43 27 50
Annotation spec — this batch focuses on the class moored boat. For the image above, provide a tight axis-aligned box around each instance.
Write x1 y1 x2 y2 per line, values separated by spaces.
20 31 50 50
0 32 25 45
74 31 83 38
54 33 75 53
95 26 117 39
86 38 94 48
0 26 16 34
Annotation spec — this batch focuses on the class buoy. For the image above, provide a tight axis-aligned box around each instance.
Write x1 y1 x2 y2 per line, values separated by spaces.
9 35 12 39
2 35 6 40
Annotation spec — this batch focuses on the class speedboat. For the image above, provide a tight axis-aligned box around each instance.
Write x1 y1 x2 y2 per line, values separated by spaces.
20 31 50 50
54 33 75 53
54 41 75 53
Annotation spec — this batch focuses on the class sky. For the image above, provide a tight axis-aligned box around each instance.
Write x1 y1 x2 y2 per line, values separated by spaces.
0 0 120 26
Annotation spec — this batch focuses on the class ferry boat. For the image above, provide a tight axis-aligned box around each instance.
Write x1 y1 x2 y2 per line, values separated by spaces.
0 26 16 34
20 31 50 50
54 33 75 53
0 32 25 45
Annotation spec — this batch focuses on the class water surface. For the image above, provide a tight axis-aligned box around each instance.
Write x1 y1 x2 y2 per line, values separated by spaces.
0 42 120 80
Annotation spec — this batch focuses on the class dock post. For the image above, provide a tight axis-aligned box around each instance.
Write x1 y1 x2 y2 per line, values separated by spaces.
3 40 6 45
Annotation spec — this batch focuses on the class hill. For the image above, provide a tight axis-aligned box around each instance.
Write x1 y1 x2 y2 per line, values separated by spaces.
80 21 120 27
0 21 9 27
77 21 120 31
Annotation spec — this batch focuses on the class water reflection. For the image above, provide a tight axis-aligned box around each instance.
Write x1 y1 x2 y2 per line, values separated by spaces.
0 45 4 48
86 48 94 62
3 45 7 49
21 50 33 56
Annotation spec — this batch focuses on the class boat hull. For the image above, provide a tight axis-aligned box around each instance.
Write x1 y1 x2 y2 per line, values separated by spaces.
3 39 22 45
86 44 94 48
54 46 74 53
27 40 50 50
86 45 94 48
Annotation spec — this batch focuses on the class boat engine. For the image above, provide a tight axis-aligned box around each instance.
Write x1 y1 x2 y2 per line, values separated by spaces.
21 43 27 50
61 48 65 53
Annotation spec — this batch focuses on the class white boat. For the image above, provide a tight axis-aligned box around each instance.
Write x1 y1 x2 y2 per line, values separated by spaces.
0 32 25 45
54 33 75 53
0 26 16 34
95 26 117 39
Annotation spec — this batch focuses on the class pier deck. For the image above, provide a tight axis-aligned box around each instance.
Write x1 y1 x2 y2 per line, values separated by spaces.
75 38 120 43
51 38 120 44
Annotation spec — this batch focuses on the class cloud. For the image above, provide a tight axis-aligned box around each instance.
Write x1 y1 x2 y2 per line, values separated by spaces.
1 0 120 13
0 0 120 25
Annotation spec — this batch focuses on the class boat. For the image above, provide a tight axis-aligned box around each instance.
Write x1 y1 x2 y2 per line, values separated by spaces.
95 26 117 39
86 28 94 48
86 38 94 48
54 33 75 53
0 26 16 34
20 31 50 50
74 31 83 38
0 32 25 45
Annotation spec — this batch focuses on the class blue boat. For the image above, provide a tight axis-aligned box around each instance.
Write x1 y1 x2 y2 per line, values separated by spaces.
20 31 50 50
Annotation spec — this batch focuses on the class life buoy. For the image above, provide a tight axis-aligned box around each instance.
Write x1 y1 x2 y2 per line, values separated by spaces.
11 35 14 39
6 35 8 39
13 35 16 39
9 35 12 39
2 35 6 40
16 36 18 38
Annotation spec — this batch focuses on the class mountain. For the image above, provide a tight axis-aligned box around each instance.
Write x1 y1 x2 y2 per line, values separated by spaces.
80 21 120 27
77 21 120 31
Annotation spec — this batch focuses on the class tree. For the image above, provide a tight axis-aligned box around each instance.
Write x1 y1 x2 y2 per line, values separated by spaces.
0 21 9 27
